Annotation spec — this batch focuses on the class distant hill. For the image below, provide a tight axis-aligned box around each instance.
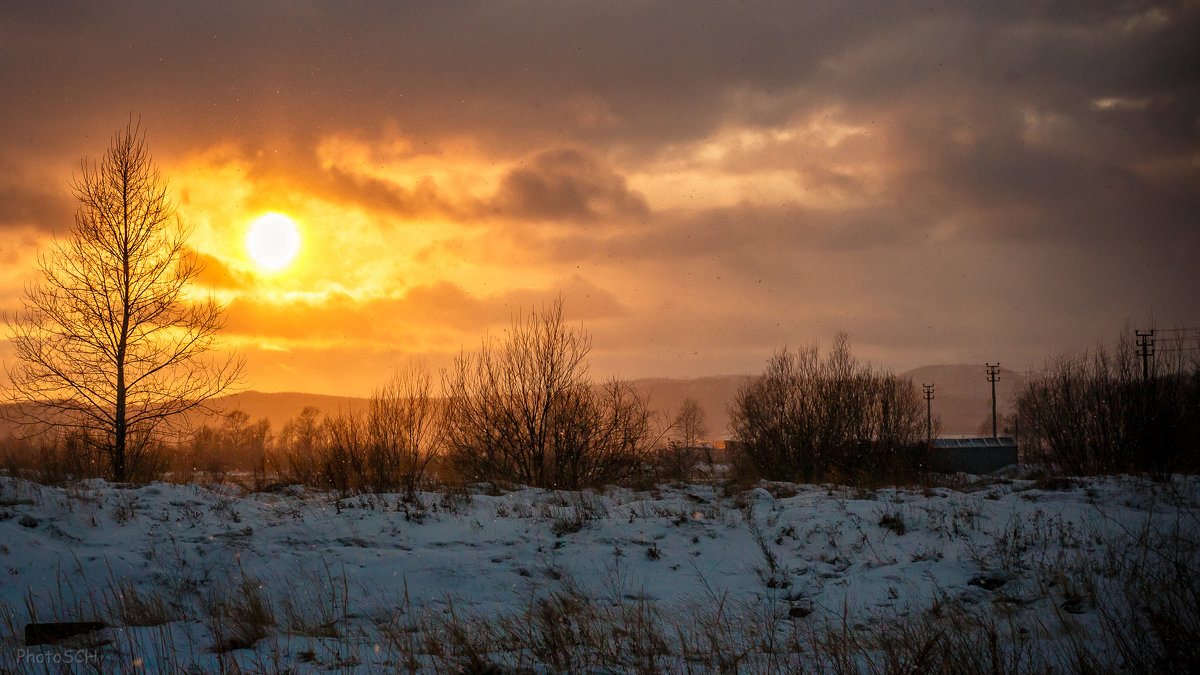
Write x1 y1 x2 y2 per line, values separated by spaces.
899 365 1026 435
198 390 369 429
2 366 1026 443
204 377 753 442
0 391 369 442
628 375 752 440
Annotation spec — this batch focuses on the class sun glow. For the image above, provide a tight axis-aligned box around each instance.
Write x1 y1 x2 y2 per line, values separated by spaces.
245 213 301 272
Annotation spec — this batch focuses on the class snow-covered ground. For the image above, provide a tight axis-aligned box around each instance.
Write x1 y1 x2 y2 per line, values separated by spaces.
1 472 1197 673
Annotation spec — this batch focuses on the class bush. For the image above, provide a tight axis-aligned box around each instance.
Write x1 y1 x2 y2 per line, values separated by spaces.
1017 326 1200 476
0 432 105 482
278 405 326 485
442 298 656 489
728 334 927 484
274 363 442 494
653 442 703 483
182 410 272 482
1 429 171 483
363 362 443 494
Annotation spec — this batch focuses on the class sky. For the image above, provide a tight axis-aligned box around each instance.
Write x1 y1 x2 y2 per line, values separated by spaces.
1 2 1197 397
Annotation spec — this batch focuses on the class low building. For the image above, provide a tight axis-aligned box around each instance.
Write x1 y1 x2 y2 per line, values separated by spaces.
931 436 1018 474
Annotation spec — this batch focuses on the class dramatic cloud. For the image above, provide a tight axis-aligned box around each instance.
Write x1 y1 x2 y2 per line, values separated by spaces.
1 1 1196 395
490 150 650 222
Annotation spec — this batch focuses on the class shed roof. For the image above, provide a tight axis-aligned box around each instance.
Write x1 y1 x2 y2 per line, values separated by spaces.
932 436 1017 449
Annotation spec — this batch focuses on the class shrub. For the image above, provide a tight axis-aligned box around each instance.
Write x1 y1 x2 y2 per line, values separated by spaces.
442 298 656 489
272 362 442 493
278 405 326 485
1017 326 1200 476
728 334 927 484
363 362 443 494
0 430 170 483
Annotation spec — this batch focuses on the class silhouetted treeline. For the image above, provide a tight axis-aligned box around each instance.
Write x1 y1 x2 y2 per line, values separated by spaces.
0 432 107 483
16 303 1200 489
1 327 933 490
1017 328 1200 476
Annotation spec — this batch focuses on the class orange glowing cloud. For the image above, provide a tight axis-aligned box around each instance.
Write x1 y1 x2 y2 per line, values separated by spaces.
2 3 1196 397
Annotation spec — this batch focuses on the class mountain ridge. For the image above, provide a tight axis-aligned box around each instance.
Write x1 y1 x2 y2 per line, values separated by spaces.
1 366 1023 442
195 365 1021 439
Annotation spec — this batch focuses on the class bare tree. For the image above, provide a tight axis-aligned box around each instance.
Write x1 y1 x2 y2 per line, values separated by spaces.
278 406 326 485
3 123 243 481
659 396 709 480
729 345 816 481
322 408 367 493
219 410 270 460
365 361 443 494
672 397 709 450
442 298 654 489
729 334 926 483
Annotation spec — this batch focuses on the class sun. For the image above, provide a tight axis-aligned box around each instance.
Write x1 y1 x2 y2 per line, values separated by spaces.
245 212 301 272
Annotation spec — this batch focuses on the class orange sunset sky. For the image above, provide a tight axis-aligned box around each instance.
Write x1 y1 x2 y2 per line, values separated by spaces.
2 3 1198 397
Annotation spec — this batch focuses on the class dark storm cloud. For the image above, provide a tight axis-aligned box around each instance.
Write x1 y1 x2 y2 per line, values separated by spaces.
2 1 1197 382
490 150 649 222
5 2 1195 192
498 203 929 266
0 185 74 234
0 3 1002 150
246 149 469 220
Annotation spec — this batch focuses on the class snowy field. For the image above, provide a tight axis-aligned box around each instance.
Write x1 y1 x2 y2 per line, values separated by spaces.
1 472 1197 673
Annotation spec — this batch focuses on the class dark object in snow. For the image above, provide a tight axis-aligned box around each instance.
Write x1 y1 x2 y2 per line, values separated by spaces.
878 512 906 535
18 515 38 528
458 663 503 675
1060 596 1088 614
25 621 106 646
789 602 814 618
968 573 1009 591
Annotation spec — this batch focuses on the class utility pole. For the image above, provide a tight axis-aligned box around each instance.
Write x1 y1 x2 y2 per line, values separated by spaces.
922 383 935 443
1136 329 1155 381
986 363 1000 438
